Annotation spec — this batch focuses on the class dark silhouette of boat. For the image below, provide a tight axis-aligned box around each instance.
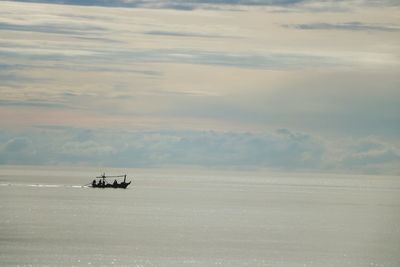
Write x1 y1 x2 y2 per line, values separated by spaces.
90 173 132 189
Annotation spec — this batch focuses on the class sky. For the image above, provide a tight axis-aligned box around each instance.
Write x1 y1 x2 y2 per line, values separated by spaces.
0 0 399 174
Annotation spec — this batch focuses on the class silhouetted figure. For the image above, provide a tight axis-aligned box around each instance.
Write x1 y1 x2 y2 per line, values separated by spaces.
90 173 131 189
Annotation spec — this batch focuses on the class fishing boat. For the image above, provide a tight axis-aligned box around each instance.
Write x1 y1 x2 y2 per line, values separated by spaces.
90 173 131 189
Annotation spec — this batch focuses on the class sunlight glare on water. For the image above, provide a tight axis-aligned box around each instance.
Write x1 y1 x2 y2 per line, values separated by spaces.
0 166 399 267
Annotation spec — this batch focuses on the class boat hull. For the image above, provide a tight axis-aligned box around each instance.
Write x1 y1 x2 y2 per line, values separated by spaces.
91 181 131 189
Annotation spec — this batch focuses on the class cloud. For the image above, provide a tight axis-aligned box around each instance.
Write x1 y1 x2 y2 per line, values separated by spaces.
284 22 400 32
1 127 399 174
0 128 321 169
338 137 400 174
0 0 399 176
116 50 337 69
61 141 114 159
143 30 229 38
0 100 71 109
0 43 341 70
3 137 31 153
1 1 397 77
8 0 400 11
290 0 400 12
9 0 306 9
0 137 38 164
0 22 105 35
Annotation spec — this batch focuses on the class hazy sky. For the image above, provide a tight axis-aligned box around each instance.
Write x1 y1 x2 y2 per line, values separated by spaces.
0 0 399 174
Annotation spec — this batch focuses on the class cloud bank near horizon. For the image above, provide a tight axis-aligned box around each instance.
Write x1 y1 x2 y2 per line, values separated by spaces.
1 128 399 175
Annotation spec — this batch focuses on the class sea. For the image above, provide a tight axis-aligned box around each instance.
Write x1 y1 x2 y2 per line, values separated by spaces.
0 165 399 267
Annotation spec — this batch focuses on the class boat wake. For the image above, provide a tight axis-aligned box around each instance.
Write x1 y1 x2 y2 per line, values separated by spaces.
0 183 89 189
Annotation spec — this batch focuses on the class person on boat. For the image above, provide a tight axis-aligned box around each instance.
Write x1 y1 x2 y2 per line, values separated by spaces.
113 179 118 186
92 179 97 187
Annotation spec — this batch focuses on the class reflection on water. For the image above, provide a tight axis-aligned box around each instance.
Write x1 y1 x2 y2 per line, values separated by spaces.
1 166 399 267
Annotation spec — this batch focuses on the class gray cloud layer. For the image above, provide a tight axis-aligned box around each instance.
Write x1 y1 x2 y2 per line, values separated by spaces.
6 0 307 9
9 0 400 9
285 22 400 32
0 22 105 35
143 30 229 38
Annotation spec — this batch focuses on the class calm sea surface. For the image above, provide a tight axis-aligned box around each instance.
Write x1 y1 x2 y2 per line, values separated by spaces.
1 166 399 267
